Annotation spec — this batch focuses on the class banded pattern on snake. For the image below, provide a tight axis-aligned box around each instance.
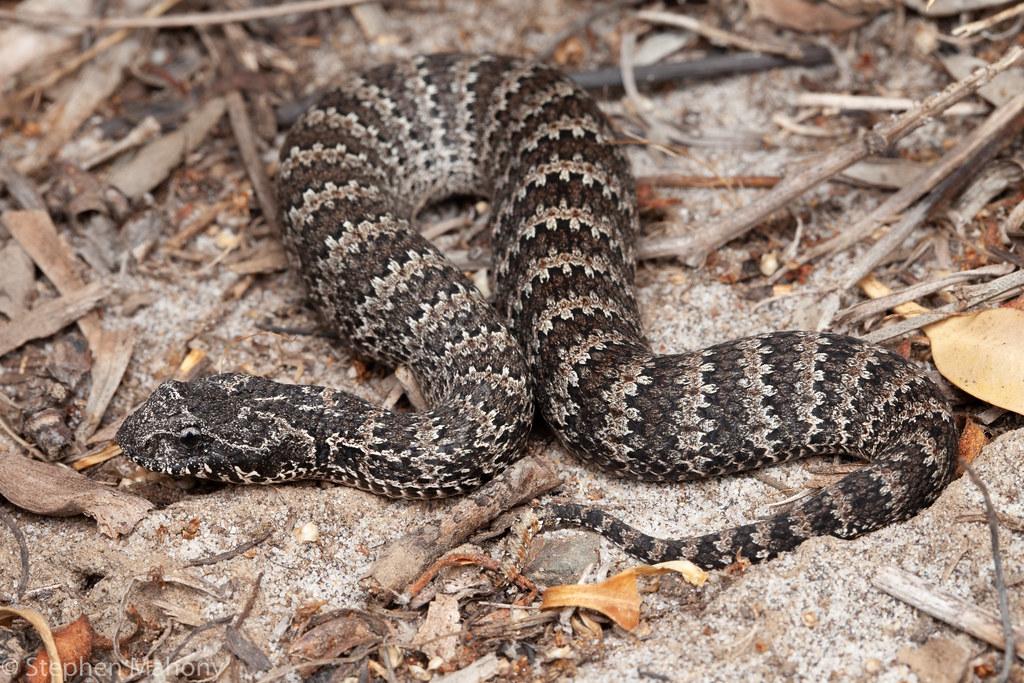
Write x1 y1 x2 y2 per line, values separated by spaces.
117 53 958 569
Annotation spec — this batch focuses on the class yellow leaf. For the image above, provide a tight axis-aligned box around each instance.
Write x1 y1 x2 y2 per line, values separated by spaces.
925 308 1024 415
542 571 641 630
540 560 708 631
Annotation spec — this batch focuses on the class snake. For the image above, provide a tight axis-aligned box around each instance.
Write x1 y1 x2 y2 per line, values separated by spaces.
117 53 959 570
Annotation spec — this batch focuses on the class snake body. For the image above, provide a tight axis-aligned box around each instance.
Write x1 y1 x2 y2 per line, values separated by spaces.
118 54 958 569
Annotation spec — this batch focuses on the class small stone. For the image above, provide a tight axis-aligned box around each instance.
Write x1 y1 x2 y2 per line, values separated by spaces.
293 522 320 543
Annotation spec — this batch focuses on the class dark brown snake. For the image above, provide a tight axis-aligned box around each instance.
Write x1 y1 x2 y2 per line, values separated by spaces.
117 54 958 570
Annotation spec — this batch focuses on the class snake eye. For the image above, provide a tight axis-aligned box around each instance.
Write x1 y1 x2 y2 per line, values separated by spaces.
178 426 201 448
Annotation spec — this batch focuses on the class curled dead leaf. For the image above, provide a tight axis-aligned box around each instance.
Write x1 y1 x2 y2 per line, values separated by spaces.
541 560 707 630
25 615 94 683
0 606 63 683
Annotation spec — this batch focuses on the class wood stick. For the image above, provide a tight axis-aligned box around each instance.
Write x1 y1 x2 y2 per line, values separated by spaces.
860 268 1024 343
636 9 803 60
793 92 988 116
835 263 1013 325
833 96 1024 294
953 2 1024 37
361 454 561 600
0 0 377 30
827 90 1024 285
653 46 1024 266
873 566 1023 661
3 0 183 108
0 282 105 358
637 174 779 189
226 91 281 236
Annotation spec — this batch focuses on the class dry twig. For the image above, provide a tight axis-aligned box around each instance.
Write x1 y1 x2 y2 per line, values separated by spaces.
961 461 1017 683
653 46 1024 266
362 454 561 599
636 9 803 59
0 508 30 601
227 91 281 236
953 2 1024 37
0 0 377 30
874 566 1023 663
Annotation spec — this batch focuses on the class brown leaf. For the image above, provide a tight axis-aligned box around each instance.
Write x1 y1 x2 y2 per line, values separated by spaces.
0 607 62 683
0 441 151 537
25 615 94 683
749 0 866 33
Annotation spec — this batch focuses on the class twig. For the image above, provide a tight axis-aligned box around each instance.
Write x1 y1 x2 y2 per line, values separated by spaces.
961 461 1016 683
874 567 1023 662
636 9 803 60
837 93 1024 291
659 46 1024 266
406 552 538 600
0 161 45 210
226 573 272 672
0 0 377 29
860 268 1024 343
953 2 1024 37
835 263 1013 325
186 528 274 567
793 92 987 117
362 453 561 600
0 407 46 461
4 0 183 108
789 90 1024 293
637 174 779 189
0 508 30 600
569 46 831 90
226 91 281 236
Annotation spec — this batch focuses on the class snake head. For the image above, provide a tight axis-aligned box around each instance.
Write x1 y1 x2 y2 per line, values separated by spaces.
116 374 314 484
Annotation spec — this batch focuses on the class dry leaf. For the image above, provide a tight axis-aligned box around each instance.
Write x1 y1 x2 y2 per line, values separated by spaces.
859 275 1024 415
926 308 1024 415
3 209 102 350
541 560 707 630
107 97 227 198
0 281 105 358
0 441 151 537
543 571 642 630
25 615 94 683
413 593 461 662
0 606 63 683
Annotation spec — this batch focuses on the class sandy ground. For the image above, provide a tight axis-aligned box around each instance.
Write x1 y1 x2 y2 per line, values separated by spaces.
1 1 1022 681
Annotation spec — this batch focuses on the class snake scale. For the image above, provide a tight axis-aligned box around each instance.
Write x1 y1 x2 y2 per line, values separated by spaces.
117 54 959 569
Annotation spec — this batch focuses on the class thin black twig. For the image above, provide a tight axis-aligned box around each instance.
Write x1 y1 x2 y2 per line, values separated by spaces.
961 459 1015 683
0 507 29 600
